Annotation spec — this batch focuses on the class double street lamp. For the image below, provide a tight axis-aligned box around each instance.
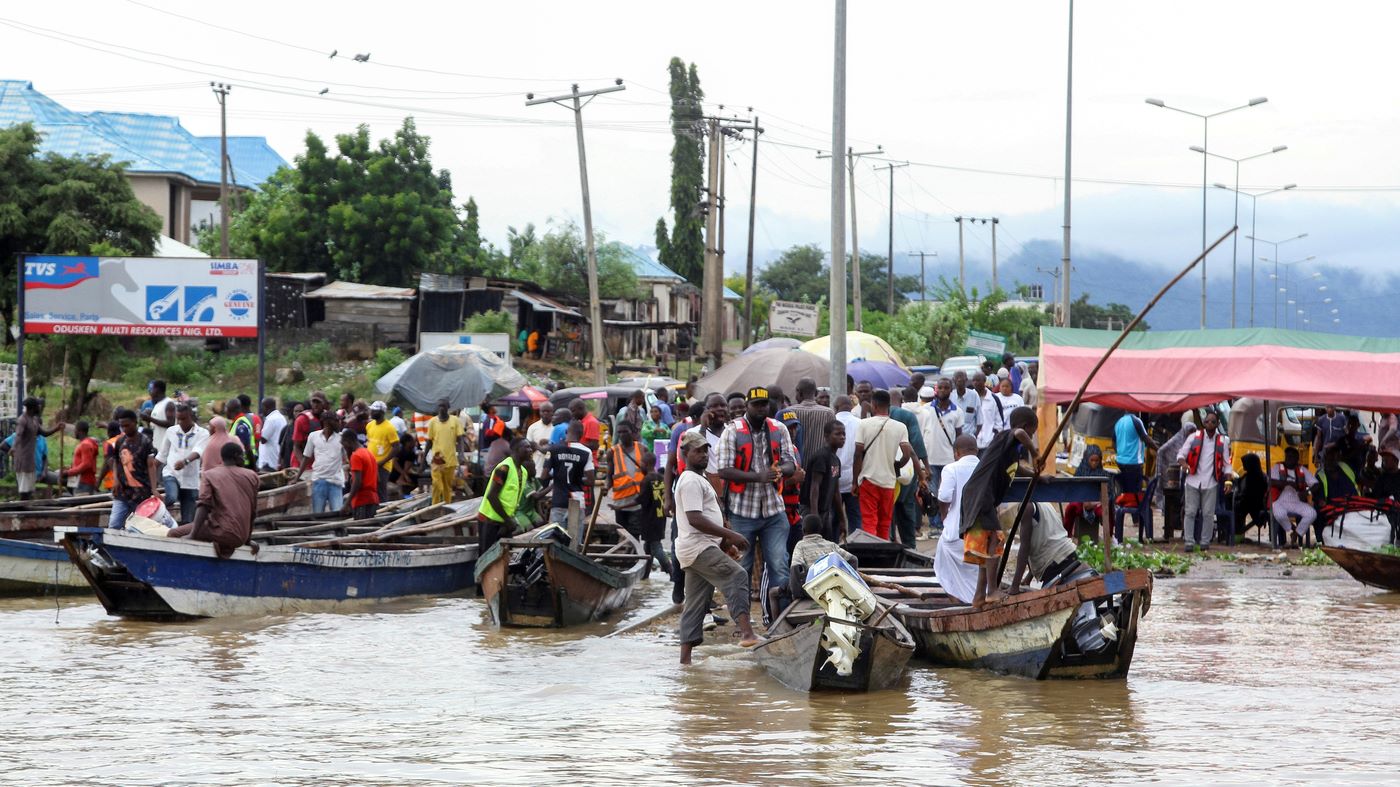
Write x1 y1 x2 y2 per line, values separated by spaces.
1219 184 1296 327
1192 145 1287 327
1267 254 1317 329
1146 96 1268 328
1248 233 1307 329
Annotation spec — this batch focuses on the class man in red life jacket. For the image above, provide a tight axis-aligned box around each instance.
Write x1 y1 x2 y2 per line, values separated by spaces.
716 386 797 596
1178 412 1233 550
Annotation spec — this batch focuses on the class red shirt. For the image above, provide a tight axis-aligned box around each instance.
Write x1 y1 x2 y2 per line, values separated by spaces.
582 413 601 444
290 411 321 468
68 437 100 487
349 447 379 508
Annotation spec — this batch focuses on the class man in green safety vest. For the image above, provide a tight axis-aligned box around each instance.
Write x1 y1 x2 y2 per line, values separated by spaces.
478 438 539 554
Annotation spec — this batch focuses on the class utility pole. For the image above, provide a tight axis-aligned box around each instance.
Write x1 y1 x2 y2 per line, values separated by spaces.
527 80 626 385
961 216 999 291
742 116 762 348
955 216 965 292
1061 0 1074 327
702 116 724 370
876 162 908 313
819 145 882 330
910 251 937 301
829 0 847 397
991 217 999 291
1037 265 1063 323
211 82 231 256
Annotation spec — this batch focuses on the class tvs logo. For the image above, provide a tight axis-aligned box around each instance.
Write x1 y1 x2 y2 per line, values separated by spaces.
24 257 98 289
209 261 254 276
225 290 254 319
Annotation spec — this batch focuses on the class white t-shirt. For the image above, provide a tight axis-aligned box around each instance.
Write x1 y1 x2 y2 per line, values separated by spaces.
526 418 555 474
302 430 347 483
979 392 1023 447
855 415 909 489
390 415 407 435
935 453 981 604
150 396 173 452
937 453 980 537
1184 431 1230 489
157 423 209 490
919 402 964 467
675 469 725 569
258 409 288 470
835 411 861 493
684 424 723 475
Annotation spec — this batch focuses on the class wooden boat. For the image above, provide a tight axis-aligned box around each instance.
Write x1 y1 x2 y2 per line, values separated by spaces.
475 522 647 628
884 568 1153 680
842 529 934 570
753 599 914 691
1321 545 1400 592
57 502 475 619
0 472 311 596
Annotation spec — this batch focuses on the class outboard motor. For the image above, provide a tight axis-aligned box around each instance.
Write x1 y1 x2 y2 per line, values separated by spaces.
802 553 877 676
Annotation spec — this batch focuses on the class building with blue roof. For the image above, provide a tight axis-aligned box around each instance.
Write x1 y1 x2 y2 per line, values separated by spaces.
601 242 741 359
0 80 286 245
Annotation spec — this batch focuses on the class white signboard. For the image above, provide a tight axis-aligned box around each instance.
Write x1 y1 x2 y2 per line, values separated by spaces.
769 300 819 337
22 255 260 338
419 332 512 363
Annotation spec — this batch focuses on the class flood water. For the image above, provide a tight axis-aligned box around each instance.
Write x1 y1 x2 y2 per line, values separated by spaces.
4 576 1400 785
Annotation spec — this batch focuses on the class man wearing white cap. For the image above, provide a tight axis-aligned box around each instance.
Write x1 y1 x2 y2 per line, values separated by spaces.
366 401 400 502
916 377 964 533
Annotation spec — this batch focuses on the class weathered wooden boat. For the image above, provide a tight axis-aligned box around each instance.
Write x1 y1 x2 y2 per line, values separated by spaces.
753 599 914 691
884 568 1153 680
1321 545 1400 592
0 472 312 596
58 502 477 619
475 522 647 628
842 529 934 569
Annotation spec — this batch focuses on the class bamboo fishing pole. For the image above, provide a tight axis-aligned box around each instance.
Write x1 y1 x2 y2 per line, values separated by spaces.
994 226 1238 585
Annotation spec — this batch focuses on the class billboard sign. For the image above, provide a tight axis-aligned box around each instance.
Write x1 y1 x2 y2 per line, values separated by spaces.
768 300 819 337
21 255 260 338
964 329 1007 357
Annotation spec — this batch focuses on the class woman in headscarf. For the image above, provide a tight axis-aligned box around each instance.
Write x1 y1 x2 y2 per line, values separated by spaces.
202 416 236 471
1016 361 1037 407
1154 422 1198 510
1064 445 1109 536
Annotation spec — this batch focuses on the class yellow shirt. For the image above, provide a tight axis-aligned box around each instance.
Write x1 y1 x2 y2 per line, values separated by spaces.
366 419 400 470
427 416 465 468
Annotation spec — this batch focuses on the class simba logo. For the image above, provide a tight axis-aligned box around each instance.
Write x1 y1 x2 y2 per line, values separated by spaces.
209 261 252 276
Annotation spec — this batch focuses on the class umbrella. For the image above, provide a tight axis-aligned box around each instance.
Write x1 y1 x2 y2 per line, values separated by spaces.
848 360 911 390
375 344 527 412
801 331 906 367
741 337 803 355
496 385 551 408
692 349 829 400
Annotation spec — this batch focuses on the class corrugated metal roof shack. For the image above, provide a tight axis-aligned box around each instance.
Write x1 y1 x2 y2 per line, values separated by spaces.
304 281 418 350
264 272 327 329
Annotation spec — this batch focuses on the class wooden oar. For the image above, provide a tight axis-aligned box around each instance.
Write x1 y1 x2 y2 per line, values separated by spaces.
993 225 1238 585
859 571 933 600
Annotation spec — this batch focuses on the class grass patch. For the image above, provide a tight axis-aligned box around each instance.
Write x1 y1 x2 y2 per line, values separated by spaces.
1076 536 1197 576
1293 547 1334 567
1377 544 1400 557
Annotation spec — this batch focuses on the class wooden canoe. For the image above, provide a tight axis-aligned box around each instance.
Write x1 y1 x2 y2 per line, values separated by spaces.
1321 545 1400 592
842 529 935 569
0 473 311 597
753 599 914 692
890 568 1153 680
474 523 647 628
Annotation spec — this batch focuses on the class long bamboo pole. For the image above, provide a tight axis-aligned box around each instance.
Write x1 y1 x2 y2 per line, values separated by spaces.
995 226 1238 585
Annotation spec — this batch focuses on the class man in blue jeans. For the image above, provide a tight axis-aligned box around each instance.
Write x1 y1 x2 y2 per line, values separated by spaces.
715 386 798 614
296 413 346 513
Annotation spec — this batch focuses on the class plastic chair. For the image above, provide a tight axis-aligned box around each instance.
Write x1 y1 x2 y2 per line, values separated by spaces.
1115 477 1157 542
1270 511 1313 548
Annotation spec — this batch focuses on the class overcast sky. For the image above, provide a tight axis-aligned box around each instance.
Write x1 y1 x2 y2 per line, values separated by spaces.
6 0 1400 306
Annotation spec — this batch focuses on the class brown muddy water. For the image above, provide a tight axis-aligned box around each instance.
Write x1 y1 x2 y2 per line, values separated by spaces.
3 575 1399 785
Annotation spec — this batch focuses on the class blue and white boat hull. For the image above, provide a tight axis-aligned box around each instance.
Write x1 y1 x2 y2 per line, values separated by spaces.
0 535 89 594
60 528 478 619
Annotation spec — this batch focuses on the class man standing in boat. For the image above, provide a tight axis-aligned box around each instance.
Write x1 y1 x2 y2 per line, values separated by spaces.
675 429 759 664
716 387 798 604
105 408 157 531
342 428 381 520
479 438 538 555
12 396 64 501
167 442 261 557
958 407 1042 608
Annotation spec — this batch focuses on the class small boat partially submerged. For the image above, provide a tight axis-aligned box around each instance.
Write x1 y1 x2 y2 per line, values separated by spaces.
887 568 1153 680
59 501 478 619
1321 545 1400 592
753 554 914 692
475 522 647 628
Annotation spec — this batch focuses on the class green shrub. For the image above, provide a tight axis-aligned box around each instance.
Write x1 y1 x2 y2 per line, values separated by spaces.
1294 547 1334 566
462 311 515 334
160 353 208 386
121 357 159 389
373 347 406 380
1076 536 1196 576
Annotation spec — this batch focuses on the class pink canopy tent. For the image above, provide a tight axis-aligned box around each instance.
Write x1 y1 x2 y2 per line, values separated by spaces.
1039 327 1400 413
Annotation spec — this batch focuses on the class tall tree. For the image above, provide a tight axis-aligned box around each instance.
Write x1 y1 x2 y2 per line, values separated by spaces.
459 196 483 271
503 223 637 300
856 252 921 313
657 57 705 285
758 244 827 303
1068 294 1147 331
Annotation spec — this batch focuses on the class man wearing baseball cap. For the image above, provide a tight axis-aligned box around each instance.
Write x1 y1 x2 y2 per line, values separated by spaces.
365 401 400 503
715 386 798 608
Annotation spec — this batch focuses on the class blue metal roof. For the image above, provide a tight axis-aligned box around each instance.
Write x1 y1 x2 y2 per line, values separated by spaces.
0 80 284 187
610 243 683 282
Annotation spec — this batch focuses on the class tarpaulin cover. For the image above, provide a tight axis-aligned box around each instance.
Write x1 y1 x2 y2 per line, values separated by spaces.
1039 327 1400 413
375 344 527 412
801 331 906 367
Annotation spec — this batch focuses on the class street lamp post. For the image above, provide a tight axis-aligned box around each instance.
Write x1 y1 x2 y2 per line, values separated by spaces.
1192 145 1287 327
1219 183 1296 327
1246 233 1307 329
1265 253 1316 329
1146 96 1268 328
